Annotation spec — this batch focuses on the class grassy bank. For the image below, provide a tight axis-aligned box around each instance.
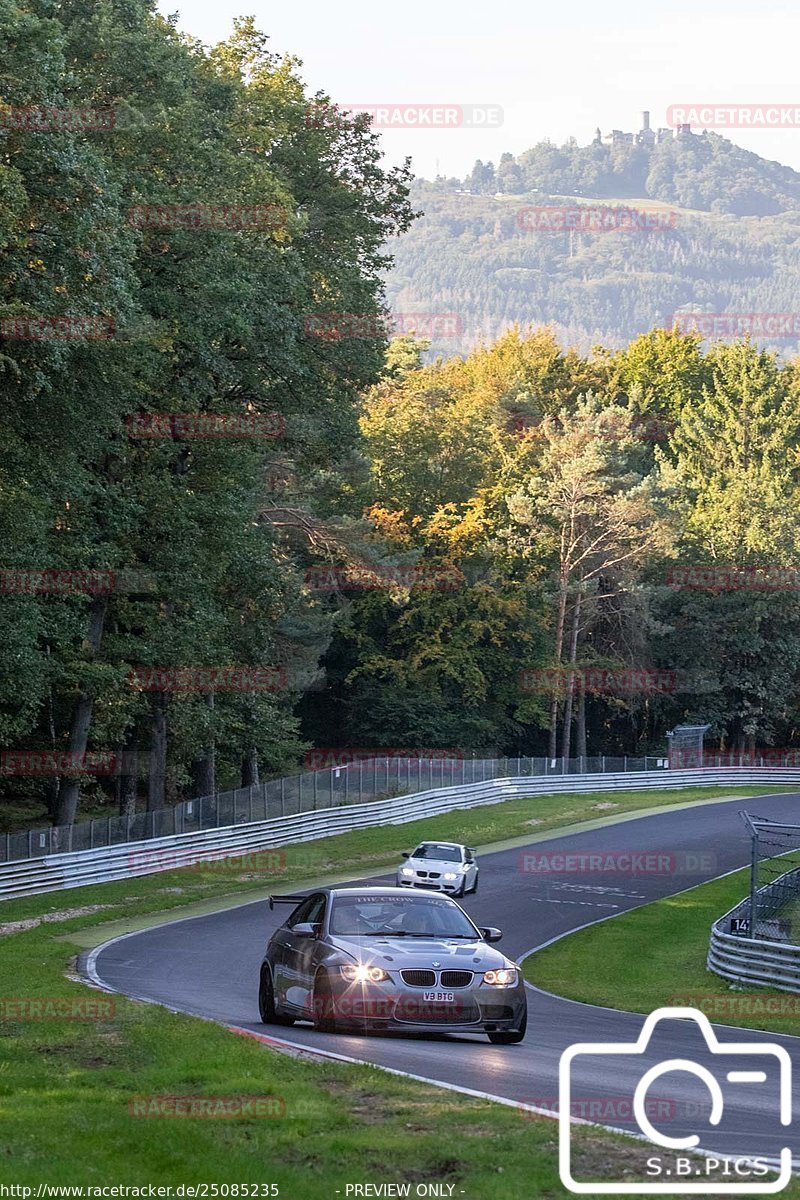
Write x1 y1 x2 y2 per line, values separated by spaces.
524 867 800 1038
1 783 780 930
1 783 795 1195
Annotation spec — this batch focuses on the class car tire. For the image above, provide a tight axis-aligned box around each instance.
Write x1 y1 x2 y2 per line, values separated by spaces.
469 872 479 894
455 877 467 897
259 966 294 1026
487 1014 526 1045
312 971 340 1033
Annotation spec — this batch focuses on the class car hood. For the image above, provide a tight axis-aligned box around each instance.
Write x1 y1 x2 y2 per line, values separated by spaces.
329 935 510 970
403 857 464 871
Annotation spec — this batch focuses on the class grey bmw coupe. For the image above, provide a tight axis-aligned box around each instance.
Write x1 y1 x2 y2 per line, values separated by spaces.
259 886 527 1043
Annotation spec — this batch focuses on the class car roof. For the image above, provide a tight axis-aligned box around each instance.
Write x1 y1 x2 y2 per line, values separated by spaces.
413 840 464 848
329 885 457 899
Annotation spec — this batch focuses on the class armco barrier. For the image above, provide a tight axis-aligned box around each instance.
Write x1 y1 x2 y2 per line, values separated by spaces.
708 872 800 994
0 754 672 863
3 767 800 902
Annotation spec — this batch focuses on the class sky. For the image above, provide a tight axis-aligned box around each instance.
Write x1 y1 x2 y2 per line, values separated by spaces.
159 0 800 181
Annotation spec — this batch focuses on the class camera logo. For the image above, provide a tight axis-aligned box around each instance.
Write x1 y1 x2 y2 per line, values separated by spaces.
559 1007 792 1193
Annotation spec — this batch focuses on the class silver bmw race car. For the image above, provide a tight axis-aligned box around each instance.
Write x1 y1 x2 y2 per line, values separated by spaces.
259 886 527 1043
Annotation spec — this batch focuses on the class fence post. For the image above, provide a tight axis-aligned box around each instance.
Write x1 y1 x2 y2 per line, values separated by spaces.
90 820 94 849
313 771 318 810
624 755 628 772
249 785 254 822
359 761 363 802
601 755 606 772
749 825 759 936
280 776 286 817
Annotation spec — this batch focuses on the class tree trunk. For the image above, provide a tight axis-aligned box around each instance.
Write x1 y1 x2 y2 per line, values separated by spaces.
548 571 570 758
54 596 108 826
559 590 582 762
147 693 168 811
192 753 215 797
191 692 215 796
241 747 259 787
576 675 587 759
117 730 139 817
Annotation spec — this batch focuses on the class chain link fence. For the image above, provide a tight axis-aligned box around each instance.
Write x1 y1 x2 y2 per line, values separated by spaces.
0 753 671 864
735 812 800 943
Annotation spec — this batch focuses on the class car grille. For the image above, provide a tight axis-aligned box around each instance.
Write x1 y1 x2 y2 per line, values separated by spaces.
440 970 474 988
400 969 436 987
396 997 480 1025
415 871 440 879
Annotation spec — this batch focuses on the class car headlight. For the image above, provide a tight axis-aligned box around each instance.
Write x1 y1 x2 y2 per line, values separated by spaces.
340 964 390 983
483 967 518 987
400 867 415 876
443 872 458 880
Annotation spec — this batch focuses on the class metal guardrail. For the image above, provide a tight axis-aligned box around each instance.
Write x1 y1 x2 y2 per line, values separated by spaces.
708 863 800 994
1 753 672 864
4 765 800 902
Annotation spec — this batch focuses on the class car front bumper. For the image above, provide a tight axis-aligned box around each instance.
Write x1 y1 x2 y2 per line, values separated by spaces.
396 874 465 894
321 979 527 1033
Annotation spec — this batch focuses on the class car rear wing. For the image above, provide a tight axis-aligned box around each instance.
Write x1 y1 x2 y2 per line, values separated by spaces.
268 893 309 911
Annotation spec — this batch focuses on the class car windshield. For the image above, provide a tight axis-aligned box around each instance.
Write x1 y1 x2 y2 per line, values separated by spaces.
330 894 478 938
411 843 462 862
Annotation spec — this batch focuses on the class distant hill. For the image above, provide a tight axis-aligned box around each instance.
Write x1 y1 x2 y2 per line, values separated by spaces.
384 130 800 357
463 130 800 216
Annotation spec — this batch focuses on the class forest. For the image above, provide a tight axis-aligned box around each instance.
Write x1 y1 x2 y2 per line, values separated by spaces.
2 1 800 833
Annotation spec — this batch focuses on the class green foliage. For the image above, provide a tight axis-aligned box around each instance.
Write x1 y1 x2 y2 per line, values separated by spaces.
0 0 413 824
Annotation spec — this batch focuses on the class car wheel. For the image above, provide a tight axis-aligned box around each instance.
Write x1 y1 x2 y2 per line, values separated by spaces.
469 872 479 894
455 877 467 897
487 1014 526 1045
312 971 340 1033
259 966 294 1026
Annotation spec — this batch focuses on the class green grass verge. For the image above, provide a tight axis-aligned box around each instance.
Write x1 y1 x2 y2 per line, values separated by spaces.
1 783 781 930
1 783 796 1196
525 867 800 1038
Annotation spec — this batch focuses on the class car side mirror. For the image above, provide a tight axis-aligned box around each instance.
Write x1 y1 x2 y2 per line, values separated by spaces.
401 851 410 858
293 922 317 937
480 927 502 943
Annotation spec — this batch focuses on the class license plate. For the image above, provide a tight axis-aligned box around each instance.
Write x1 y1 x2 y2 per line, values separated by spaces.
422 991 455 1002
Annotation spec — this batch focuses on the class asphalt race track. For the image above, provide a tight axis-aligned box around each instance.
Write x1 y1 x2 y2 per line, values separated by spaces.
86 791 800 1172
